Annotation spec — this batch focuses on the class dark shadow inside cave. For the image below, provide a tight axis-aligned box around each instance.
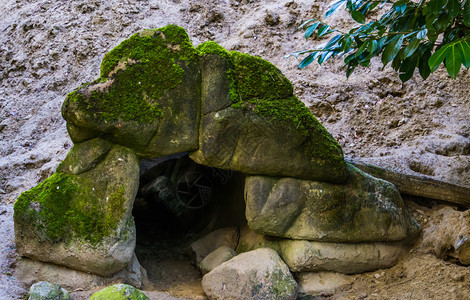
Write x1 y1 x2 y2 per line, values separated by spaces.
132 154 246 294
133 153 246 244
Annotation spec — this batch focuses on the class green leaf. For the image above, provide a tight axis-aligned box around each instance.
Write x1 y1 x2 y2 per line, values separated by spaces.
346 64 357 78
404 37 421 58
446 0 460 19
445 44 462 78
424 0 448 16
464 0 470 27
425 13 437 36
381 34 405 65
457 39 470 68
377 36 388 49
368 39 378 54
418 46 432 80
392 49 404 71
344 52 356 64
298 19 316 30
317 25 331 37
395 3 407 14
325 0 346 18
318 50 336 64
416 29 428 39
351 10 366 24
341 35 353 52
304 22 320 39
428 44 451 72
399 52 418 82
299 52 318 69
435 13 452 31
324 34 343 50
355 40 369 58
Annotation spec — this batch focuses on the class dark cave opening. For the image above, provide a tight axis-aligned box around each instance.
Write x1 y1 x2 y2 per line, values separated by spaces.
132 154 246 292
132 153 246 246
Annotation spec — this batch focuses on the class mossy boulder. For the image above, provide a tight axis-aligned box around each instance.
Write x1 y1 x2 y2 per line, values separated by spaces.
62 25 201 157
28 281 70 300
14 139 139 276
202 248 298 300
191 45 347 183
90 284 149 300
245 164 420 242
62 25 347 181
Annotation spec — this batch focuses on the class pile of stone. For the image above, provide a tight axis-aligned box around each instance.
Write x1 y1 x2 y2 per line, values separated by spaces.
13 25 419 298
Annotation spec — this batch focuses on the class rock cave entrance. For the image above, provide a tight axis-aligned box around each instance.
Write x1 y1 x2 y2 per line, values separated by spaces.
132 153 246 246
132 154 246 294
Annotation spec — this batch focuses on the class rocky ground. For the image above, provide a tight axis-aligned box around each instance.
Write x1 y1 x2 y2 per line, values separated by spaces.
0 0 469 299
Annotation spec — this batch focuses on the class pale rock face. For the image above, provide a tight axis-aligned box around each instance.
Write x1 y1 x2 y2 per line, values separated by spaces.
420 205 470 265
202 248 298 300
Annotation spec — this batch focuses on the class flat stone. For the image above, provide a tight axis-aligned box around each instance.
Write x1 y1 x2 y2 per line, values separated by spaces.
190 106 347 183
62 25 201 158
15 255 147 291
280 239 407 274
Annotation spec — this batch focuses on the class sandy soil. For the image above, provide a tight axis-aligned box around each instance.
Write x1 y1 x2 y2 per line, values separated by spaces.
0 0 469 299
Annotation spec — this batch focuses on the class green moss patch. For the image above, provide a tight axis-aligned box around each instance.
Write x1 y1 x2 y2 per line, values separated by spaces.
90 284 149 300
229 52 293 105
225 51 343 164
14 172 126 245
196 41 230 59
65 25 198 124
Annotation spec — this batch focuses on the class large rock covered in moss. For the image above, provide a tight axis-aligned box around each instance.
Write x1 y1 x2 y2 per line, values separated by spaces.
202 248 298 300
62 25 201 158
28 281 70 300
190 42 347 183
63 26 347 182
14 138 139 276
90 284 149 300
245 164 420 242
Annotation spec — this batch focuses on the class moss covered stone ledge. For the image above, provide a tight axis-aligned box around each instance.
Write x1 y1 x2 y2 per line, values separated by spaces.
62 25 201 158
13 138 139 276
61 24 347 182
191 41 348 183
